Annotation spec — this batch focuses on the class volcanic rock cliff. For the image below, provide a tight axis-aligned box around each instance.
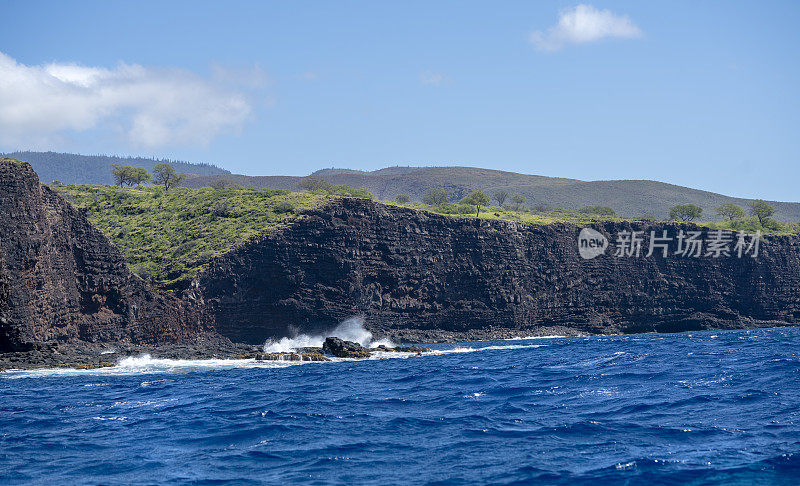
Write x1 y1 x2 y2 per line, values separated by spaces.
0 159 210 352
195 198 800 344
3 158 799 353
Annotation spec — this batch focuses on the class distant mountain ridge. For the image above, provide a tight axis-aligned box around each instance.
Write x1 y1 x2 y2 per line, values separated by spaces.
183 166 800 222
3 151 229 185
9 152 799 221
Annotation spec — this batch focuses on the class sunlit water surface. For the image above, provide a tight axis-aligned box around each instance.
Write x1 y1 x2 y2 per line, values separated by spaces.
2 328 800 485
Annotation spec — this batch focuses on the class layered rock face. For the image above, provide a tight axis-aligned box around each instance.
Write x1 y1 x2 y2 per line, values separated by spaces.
196 198 800 344
3 157 798 351
0 159 209 351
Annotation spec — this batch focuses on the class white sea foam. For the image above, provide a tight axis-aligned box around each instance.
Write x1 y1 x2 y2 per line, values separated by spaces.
1 342 546 378
262 317 394 353
0 354 304 378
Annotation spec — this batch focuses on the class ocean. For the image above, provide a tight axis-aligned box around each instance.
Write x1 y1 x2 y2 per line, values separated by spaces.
2 327 799 485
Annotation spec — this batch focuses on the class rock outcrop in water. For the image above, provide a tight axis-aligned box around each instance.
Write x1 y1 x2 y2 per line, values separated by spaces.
322 337 371 358
195 198 800 344
0 159 212 352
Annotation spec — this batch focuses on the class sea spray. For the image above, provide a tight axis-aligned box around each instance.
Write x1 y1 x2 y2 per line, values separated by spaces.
262 317 394 353
1 342 547 378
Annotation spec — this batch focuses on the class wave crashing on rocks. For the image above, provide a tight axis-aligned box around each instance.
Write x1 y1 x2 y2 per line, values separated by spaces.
262 317 394 353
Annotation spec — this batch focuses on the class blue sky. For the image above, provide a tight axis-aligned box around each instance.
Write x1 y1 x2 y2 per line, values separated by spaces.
1 1 798 201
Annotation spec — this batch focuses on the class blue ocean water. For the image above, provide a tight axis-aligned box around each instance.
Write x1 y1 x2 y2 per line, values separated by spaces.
2 328 800 485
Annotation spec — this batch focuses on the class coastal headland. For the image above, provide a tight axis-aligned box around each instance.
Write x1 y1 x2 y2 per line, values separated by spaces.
2 158 799 369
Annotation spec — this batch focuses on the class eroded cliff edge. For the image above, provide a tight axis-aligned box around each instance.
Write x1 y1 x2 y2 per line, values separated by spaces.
194 198 800 343
0 159 213 352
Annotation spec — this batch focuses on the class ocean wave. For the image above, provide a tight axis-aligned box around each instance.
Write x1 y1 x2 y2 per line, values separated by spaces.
1 343 547 378
262 317 394 352
3 327 799 484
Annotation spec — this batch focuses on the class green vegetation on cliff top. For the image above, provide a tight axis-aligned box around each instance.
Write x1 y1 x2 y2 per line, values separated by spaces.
55 184 330 290
53 184 628 290
53 184 799 291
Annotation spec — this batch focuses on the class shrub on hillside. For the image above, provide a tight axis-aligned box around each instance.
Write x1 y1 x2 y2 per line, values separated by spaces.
297 176 331 192
211 179 243 190
212 201 232 217
275 201 295 213
329 185 374 199
437 202 474 215
262 189 290 197
578 205 616 217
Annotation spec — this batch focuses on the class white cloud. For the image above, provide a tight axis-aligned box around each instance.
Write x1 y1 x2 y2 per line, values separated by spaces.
420 71 446 86
0 51 256 148
530 4 642 52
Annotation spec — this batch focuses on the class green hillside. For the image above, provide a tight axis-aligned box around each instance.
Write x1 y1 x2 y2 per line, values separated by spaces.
182 166 800 222
54 184 329 290
18 151 799 222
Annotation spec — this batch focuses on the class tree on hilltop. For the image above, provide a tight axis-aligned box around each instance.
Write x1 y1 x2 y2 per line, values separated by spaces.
716 203 745 222
511 194 526 211
749 200 774 227
131 167 151 185
493 190 509 207
112 164 150 187
669 204 703 222
423 188 451 206
297 176 332 192
112 164 133 186
461 191 490 217
153 163 187 191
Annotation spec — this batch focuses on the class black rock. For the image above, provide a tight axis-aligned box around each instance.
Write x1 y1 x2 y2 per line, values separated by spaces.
391 346 432 353
322 337 370 358
296 347 324 354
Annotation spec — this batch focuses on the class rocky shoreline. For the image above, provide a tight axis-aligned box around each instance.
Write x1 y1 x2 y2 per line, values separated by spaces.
0 336 434 372
5 322 799 372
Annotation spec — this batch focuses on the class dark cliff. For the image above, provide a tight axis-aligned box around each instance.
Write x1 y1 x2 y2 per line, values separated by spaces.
3 158 799 352
0 159 211 352
195 198 800 344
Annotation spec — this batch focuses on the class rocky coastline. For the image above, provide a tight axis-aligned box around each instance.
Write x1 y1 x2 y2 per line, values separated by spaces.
0 336 433 371
2 159 799 371
195 198 800 344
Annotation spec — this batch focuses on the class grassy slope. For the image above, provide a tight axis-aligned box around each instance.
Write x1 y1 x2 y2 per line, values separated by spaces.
53 184 799 291
395 201 799 234
54 185 331 290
